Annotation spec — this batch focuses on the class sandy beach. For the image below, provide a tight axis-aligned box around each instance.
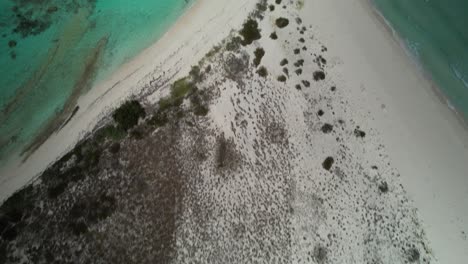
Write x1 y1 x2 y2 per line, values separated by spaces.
1 0 467 263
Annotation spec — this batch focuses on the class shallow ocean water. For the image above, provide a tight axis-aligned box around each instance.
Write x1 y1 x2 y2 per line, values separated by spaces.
0 0 193 163
373 0 468 121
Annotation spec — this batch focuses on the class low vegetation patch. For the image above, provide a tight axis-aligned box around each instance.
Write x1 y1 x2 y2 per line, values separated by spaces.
96 125 127 142
190 89 210 117
159 77 195 111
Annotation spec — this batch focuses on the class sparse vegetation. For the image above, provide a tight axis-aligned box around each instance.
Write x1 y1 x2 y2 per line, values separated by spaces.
68 194 116 235
280 58 288 66
206 44 221 58
149 111 169 127
313 245 328 262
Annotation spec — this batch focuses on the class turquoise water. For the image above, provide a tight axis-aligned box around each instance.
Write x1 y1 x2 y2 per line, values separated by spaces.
373 0 468 120
0 0 193 163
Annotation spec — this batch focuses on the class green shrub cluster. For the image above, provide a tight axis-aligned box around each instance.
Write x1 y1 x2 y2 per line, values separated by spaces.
239 19 261 46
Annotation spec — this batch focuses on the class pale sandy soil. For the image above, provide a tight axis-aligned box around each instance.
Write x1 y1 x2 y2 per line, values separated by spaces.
1 0 467 263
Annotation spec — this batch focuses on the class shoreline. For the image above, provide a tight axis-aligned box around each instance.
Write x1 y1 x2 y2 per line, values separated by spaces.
0 0 256 202
367 0 468 131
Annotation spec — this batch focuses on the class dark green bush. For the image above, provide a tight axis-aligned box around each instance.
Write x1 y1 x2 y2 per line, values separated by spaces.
149 111 169 127
253 47 265 67
277 75 287 82
257 66 268 77
112 100 146 131
275 18 289 28
239 19 261 46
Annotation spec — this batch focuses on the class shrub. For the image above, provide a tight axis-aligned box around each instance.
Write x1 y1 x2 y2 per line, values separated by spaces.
270 32 278 40
275 18 289 28
109 143 120 154
112 100 146 131
253 47 265 67
189 65 201 82
159 78 195 112
194 105 209 116
257 66 268 77
226 36 242 51
322 157 334 171
171 78 194 99
190 91 210 116
277 75 287 82
239 19 261 46
313 71 326 81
